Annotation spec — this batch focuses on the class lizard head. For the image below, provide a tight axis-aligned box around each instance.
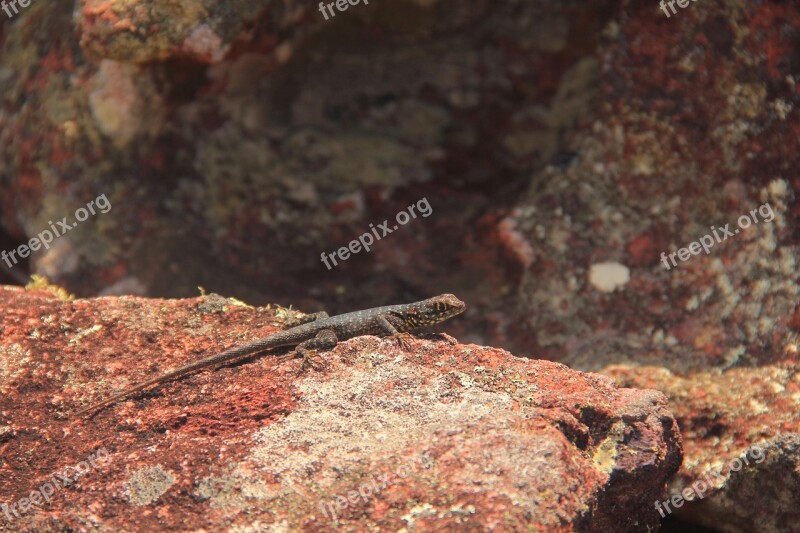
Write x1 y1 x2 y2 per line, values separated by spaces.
410 293 467 326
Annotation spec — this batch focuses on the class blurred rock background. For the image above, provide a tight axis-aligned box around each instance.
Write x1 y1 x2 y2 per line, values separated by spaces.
0 0 616 350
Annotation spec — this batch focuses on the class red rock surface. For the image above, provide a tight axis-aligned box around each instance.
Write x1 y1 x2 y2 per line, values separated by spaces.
606 364 800 532
0 286 681 531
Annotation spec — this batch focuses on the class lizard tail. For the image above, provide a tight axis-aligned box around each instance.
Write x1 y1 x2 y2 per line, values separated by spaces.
74 342 276 418
74 373 174 418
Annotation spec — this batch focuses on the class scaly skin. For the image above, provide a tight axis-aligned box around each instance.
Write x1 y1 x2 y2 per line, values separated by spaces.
76 294 466 417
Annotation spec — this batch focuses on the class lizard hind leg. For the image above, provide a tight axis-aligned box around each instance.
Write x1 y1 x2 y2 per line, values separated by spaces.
275 328 338 373
283 311 330 329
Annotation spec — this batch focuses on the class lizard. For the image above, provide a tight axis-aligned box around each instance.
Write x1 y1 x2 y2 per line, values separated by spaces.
75 293 466 418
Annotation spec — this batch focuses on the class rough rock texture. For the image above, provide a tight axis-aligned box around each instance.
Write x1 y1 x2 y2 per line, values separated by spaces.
494 2 800 530
0 286 681 531
508 1 800 371
78 0 286 63
606 364 800 533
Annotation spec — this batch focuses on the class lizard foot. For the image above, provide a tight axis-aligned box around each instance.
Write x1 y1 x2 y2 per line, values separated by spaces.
298 351 325 374
275 350 325 374
389 332 416 351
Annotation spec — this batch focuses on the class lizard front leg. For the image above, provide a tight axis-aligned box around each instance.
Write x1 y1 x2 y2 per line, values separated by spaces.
377 316 415 351
276 328 338 372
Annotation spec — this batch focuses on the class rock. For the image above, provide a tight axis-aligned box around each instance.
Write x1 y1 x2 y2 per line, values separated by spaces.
0 286 681 531
77 0 292 63
588 261 630 293
500 2 800 529
606 364 800 532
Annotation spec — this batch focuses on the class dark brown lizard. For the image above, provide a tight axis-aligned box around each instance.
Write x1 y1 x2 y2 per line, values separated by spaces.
76 294 466 417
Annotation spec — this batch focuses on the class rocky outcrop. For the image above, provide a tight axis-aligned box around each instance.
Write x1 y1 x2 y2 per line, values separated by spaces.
497 3 800 530
606 364 800 532
0 286 681 531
